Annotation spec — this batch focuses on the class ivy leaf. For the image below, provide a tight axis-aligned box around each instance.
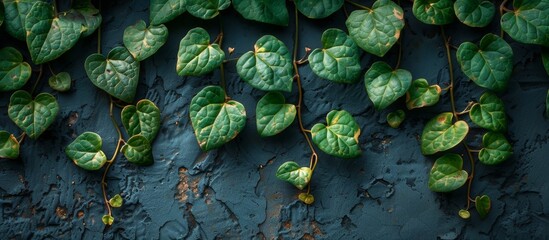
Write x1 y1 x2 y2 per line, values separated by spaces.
102 215 114 225
177 27 225 76
0 47 32 92
232 0 289 26
236 35 293 92
479 132 512 165
421 112 469 155
308 28 361 84
0 131 19 159
454 0 495 27
189 86 246 151
65 132 107 170
149 0 186 25
311 110 361 158
186 0 230 19
69 0 102 37
412 0 455 25
456 34 513 92
295 0 343 19
108 194 123 208
387 109 405 128
8 90 59 140
475 195 491 219
85 46 140 103
364 61 412 110
256 92 296 137
428 153 469 192
458 209 471 219
3 0 41 41
542 49 549 76
121 135 154 166
25 2 82 64
469 92 507 132
501 0 549 46
121 99 161 142
406 78 441 110
345 0 404 57
298 193 315 204
48 72 72 92
275 161 312 190
123 20 168 61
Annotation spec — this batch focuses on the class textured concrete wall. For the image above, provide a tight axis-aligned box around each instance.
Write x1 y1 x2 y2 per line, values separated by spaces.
1 1 548 239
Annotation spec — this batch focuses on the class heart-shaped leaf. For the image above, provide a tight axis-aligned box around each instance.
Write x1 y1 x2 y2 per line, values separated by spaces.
364 61 412 110
237 35 293 92
295 0 343 19
308 28 361 83
458 209 471 219
276 161 312 190
68 0 102 37
475 195 491 219
121 135 154 166
190 86 247 151
0 47 32 92
149 0 186 25
0 131 19 159
176 27 225 76
102 215 114 225
542 49 549 76
85 46 140 103
345 0 404 57
469 92 507 132
186 0 230 19
48 72 71 92
232 0 289 26
8 90 59 140
256 92 296 137
479 132 512 165
123 20 168 61
456 34 513 92
311 110 361 158
421 112 469 155
413 0 455 25
65 132 107 170
406 78 441 110
121 99 161 142
298 193 315 204
3 0 40 40
428 153 469 192
108 194 123 208
501 0 549 46
25 2 82 64
454 0 495 27
387 109 405 128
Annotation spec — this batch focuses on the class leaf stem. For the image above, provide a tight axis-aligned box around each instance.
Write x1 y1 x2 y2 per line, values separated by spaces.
499 0 511 38
30 65 44 95
222 57 240 63
395 38 403 69
48 64 56 76
217 18 228 99
17 133 26 145
345 0 371 10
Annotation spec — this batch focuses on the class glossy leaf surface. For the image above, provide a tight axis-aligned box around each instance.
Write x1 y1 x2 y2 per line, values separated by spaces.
186 0 230 19
413 0 455 25
421 112 469 155
406 78 441 109
65 132 107 170
387 110 405 128
0 131 19 159
469 92 507 132
364 61 412 110
295 0 343 19
3 0 41 40
311 110 361 158
276 161 312 190
123 20 168 61
150 0 186 25
8 90 59 139
0 47 32 92
102 215 114 225
121 135 154 166
428 153 468 192
48 72 71 92
121 99 161 142
501 0 549 46
109 194 123 208
232 0 288 26
177 27 225 76
256 92 296 137
69 0 102 37
479 132 512 165
475 195 491 219
454 0 494 27
298 193 315 204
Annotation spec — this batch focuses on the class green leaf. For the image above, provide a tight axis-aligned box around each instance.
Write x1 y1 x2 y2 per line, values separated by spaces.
542 49 549 76
458 209 471 219
102 215 114 225
236 35 293 92
256 92 296 137
428 153 469 192
308 28 361 83
311 110 361 158
189 86 247 151
298 193 315 205
149 0 186 25
413 0 455 25
421 112 469 155
232 0 289 26
456 34 513 92
108 194 123 208
479 132 512 165
121 135 154 166
48 72 71 92
406 78 441 110
69 0 102 37
85 46 140 103
364 61 412 110
345 0 404 57
3 0 41 41
501 0 549 46
275 161 312 190
0 131 19 159
469 92 507 132
475 195 491 219
176 27 225 76
121 99 161 142
454 0 495 27
0 47 32 92
387 109 405 128
25 2 82 64
8 90 59 140
123 20 168 61
186 0 230 19
295 0 343 19
65 132 107 170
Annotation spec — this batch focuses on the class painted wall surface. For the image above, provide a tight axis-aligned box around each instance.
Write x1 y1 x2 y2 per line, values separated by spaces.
1 1 548 239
